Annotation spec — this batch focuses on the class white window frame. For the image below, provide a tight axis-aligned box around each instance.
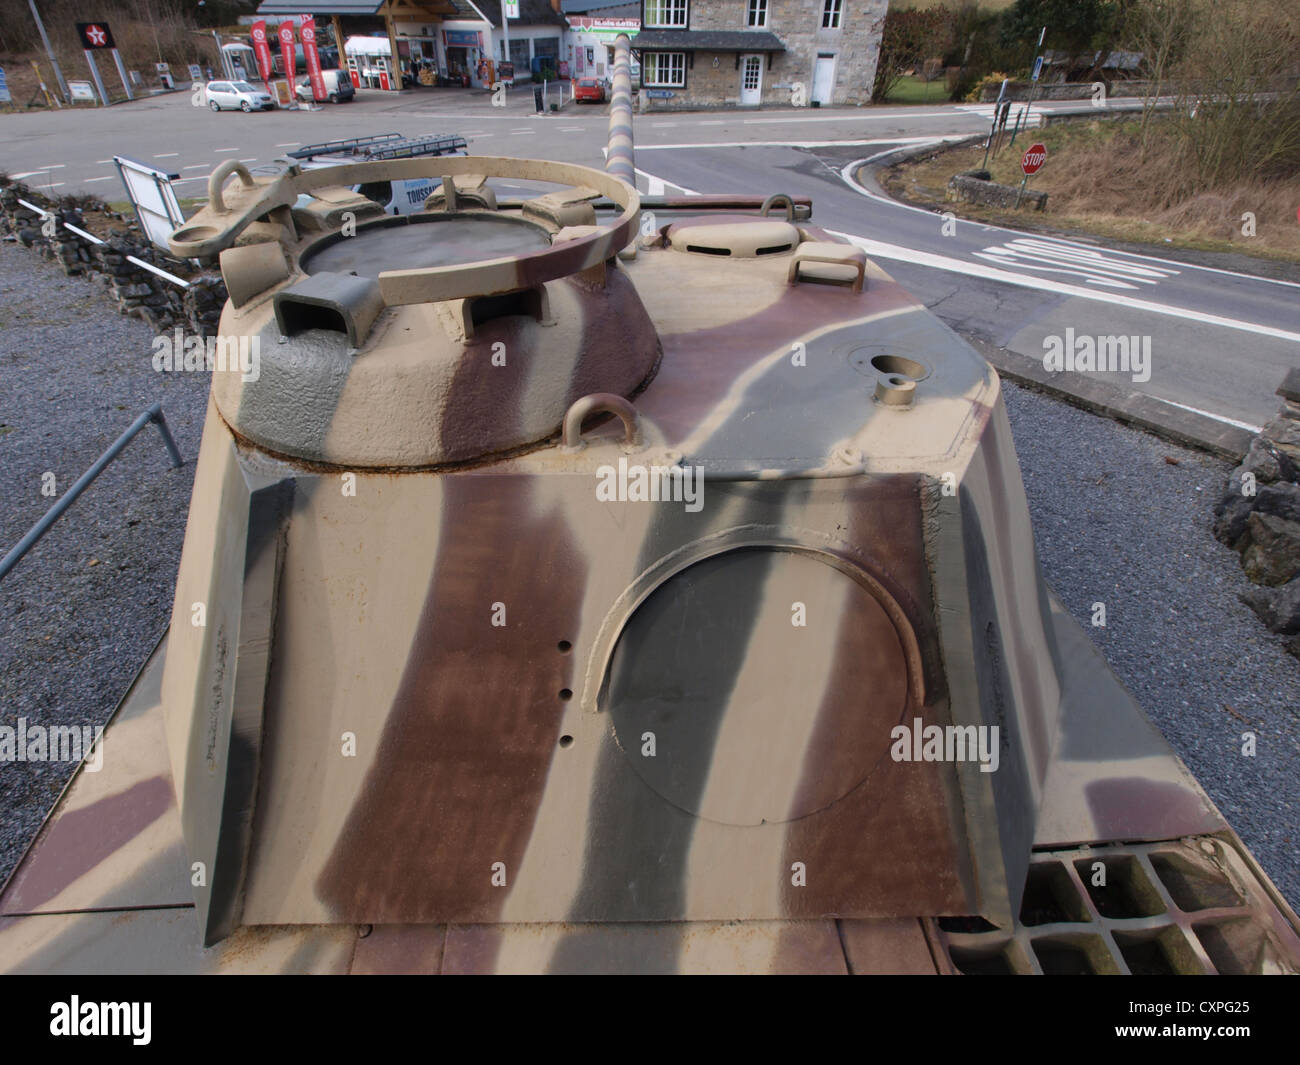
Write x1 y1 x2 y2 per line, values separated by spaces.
643 51 686 88
822 0 842 30
644 0 688 29
747 0 768 28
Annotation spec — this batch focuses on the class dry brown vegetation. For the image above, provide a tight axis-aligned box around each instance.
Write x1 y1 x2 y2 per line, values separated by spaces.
0 0 220 105
886 0 1300 262
885 117 1300 261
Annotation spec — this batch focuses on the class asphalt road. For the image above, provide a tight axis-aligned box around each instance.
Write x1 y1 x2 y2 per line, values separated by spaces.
4 84 1147 197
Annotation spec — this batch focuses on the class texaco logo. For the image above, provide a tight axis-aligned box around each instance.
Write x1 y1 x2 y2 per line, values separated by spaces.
85 24 107 47
253 27 265 42
302 26 315 43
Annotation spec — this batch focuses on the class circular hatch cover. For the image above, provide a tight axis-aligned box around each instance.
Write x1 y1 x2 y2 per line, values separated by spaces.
606 548 911 826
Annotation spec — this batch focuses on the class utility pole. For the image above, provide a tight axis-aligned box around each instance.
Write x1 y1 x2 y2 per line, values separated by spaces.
27 0 69 102
500 0 511 68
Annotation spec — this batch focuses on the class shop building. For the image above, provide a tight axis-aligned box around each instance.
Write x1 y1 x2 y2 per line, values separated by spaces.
562 1 640 81
257 0 568 90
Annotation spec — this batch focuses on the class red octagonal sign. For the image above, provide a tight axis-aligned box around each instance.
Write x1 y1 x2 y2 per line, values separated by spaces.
1021 143 1048 175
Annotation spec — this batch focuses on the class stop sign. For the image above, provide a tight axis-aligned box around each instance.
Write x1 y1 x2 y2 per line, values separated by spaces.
1021 143 1048 175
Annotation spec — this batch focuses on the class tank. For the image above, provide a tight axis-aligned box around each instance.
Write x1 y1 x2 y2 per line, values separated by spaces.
2 42 1298 976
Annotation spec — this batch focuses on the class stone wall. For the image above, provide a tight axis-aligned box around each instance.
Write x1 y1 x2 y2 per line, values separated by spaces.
642 0 887 110
947 171 1048 211
0 178 226 337
1213 371 1300 658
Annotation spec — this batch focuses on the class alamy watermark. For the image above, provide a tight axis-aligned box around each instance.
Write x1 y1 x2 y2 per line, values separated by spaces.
50 997 150 1045
151 328 261 383
0 718 103 772
1042 328 1151 383
595 456 704 513
890 718 1000 773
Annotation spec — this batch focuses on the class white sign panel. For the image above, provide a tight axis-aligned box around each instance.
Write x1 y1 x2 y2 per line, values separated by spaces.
69 80 96 102
113 155 187 252
506 1 520 17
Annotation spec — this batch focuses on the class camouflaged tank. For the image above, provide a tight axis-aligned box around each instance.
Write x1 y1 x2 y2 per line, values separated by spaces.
3 40 1299 976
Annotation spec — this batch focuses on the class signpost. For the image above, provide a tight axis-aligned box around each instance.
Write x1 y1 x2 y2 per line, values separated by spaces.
75 22 113 104
1016 141 1047 207
0 67 10 107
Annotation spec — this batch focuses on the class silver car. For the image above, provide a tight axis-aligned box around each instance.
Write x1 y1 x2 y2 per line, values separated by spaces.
206 80 275 112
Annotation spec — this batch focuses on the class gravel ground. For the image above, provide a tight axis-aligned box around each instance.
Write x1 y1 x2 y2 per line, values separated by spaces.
0 240 207 886
1003 380 1299 909
0 237 1295 917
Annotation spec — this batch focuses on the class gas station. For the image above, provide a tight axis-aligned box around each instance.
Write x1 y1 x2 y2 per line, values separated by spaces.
255 0 569 91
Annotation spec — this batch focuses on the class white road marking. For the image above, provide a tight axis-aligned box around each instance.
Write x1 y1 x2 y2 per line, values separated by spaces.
37 164 66 169
239 158 258 163
826 229 1300 345
559 126 584 132
974 238 1181 290
836 145 1300 292
639 135 955 152
510 130 534 135
9 172 44 180
1146 396 1262 433
153 152 180 158
95 158 114 164
274 142 299 147
213 147 240 153
83 176 113 183
181 165 208 170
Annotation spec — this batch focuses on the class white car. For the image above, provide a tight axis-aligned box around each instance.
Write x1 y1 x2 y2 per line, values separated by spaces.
206 81 275 112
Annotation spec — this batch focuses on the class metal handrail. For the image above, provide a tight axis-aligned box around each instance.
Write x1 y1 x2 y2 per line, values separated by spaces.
0 403 184 581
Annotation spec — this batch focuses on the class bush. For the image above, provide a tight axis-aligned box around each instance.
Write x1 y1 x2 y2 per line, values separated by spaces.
965 71 1012 103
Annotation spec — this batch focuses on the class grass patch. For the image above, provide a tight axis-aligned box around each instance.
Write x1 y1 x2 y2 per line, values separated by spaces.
883 116 1300 262
885 75 951 105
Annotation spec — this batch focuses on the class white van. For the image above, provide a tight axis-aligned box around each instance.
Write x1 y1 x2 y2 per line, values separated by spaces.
294 69 356 103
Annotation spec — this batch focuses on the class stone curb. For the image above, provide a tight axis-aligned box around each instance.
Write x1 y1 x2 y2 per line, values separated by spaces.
962 334 1255 462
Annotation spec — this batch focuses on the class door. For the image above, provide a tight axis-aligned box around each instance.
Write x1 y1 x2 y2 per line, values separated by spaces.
740 54 763 106
812 53 835 105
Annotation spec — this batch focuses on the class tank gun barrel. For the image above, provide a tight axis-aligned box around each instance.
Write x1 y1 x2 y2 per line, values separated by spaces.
605 33 636 187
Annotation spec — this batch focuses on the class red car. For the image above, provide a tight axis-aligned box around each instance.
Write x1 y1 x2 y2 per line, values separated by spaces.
573 78 606 104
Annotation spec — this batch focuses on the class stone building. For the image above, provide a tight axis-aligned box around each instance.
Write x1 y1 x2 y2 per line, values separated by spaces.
628 0 887 110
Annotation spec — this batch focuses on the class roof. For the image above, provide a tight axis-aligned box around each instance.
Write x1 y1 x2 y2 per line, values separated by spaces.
256 0 485 16
482 0 568 28
562 0 638 12
257 0 381 13
629 29 786 53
